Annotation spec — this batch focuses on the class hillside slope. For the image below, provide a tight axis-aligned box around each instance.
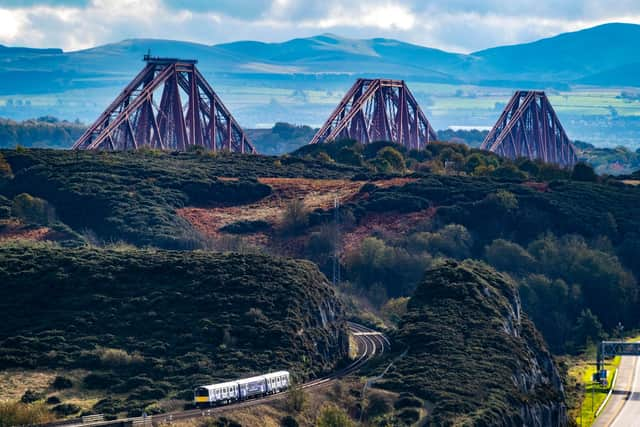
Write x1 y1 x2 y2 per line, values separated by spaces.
0 149 361 248
0 243 348 415
385 260 567 426
471 23 640 82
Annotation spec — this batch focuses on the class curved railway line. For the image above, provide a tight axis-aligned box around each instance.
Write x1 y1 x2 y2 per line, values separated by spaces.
44 322 388 427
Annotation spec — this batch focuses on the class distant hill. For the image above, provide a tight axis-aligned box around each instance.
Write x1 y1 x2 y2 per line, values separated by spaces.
0 23 639 97
470 23 640 83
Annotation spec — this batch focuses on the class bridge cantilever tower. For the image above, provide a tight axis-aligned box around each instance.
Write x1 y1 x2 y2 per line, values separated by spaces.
481 91 577 167
73 55 255 153
310 78 437 150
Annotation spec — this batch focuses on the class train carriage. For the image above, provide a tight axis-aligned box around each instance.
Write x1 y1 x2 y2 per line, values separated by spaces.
194 370 290 407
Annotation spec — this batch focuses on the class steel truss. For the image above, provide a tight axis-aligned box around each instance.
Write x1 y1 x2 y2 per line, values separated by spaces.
481 91 577 167
73 56 255 153
310 78 437 150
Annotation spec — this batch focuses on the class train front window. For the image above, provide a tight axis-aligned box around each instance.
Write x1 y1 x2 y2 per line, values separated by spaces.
196 388 209 397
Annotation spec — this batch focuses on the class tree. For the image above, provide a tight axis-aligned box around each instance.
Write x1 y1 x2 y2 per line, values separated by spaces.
484 239 536 274
573 309 605 348
380 297 409 324
407 224 473 260
572 162 597 182
316 403 354 427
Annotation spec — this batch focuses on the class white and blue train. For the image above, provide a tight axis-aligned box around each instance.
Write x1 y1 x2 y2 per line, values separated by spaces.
194 371 290 407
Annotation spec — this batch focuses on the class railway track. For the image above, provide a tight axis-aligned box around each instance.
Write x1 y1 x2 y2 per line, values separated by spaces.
44 322 388 427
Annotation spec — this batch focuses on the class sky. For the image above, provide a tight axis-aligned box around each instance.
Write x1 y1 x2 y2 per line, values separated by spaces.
0 0 639 52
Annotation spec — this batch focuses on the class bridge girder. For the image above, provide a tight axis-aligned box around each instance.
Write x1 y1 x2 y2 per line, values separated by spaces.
73 56 255 153
480 91 577 168
310 78 437 150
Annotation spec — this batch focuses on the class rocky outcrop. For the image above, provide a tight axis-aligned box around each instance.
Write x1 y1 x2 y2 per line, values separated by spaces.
383 260 567 426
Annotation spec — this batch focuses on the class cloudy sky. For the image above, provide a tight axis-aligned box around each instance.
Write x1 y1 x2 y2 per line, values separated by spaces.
0 0 639 52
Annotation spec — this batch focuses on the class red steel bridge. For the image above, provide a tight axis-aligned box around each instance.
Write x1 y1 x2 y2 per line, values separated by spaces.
310 78 437 150
73 56 255 153
481 91 578 168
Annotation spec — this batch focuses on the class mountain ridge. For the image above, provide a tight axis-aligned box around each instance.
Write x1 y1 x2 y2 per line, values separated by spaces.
0 22 638 86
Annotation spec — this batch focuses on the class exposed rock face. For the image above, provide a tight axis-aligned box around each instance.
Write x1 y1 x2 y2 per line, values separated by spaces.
384 260 567 426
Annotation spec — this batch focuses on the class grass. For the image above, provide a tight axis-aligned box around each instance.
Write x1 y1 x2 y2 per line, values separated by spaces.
0 401 55 426
569 355 621 426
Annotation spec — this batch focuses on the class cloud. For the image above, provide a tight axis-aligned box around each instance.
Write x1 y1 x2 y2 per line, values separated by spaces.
0 0 639 52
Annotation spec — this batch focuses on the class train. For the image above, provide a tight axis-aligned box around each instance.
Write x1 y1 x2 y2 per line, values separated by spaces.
194 371 291 407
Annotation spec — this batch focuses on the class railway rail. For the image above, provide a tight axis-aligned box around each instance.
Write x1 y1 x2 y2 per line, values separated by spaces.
41 322 388 427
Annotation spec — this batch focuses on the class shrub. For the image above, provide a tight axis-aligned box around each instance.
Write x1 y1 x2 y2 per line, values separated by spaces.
83 372 120 389
219 220 271 234
281 199 309 234
316 403 354 427
397 408 420 424
490 164 527 181
52 403 81 416
115 376 154 392
128 386 166 401
364 393 391 419
572 162 597 182
281 415 299 427
286 383 307 413
375 146 405 173
46 396 61 405
20 389 43 404
95 347 144 367
11 193 54 225
393 395 422 409
52 376 73 390
92 397 125 415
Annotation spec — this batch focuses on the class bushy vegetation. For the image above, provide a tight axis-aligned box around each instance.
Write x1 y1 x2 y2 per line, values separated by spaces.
0 148 365 247
0 243 348 415
322 172 640 349
315 403 354 427
484 234 636 352
384 260 566 426
51 375 73 390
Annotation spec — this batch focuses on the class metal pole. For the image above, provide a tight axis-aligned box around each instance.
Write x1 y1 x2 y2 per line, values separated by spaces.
332 196 340 286
591 381 594 417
